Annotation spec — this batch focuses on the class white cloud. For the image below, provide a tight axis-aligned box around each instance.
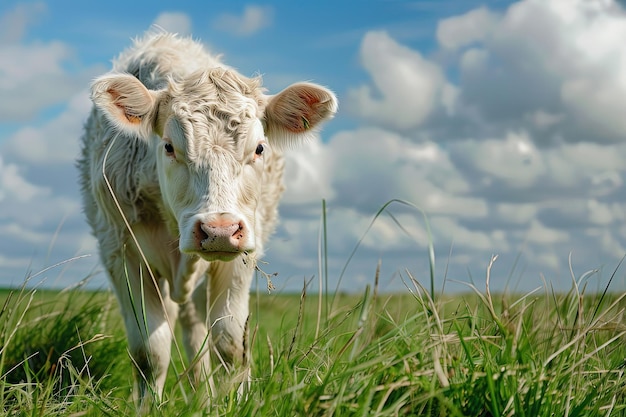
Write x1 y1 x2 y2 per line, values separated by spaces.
153 12 192 36
448 132 626 206
0 3 103 122
437 6 498 50
0 42 72 86
432 216 507 252
275 125 508 285
0 2 46 44
5 90 91 164
0 42 74 120
494 203 537 226
450 131 545 189
561 76 626 140
282 137 335 205
0 253 34 270
0 155 49 203
588 228 626 260
459 47 489 71
213 5 273 37
450 0 626 144
525 219 569 245
347 31 453 130
298 6 626 291
0 223 50 245
0 148 83 284
314 127 486 219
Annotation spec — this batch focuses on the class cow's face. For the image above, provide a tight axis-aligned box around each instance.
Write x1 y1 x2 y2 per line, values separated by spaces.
156 70 267 261
91 69 336 262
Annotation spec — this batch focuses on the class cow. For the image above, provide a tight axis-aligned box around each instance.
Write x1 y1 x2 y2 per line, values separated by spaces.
77 31 337 407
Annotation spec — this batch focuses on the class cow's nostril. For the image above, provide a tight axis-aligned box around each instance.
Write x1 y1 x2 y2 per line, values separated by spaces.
232 223 244 240
195 220 209 245
195 218 246 252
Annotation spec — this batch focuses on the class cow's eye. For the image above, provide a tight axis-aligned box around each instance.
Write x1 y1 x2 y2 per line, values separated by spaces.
164 142 175 156
255 143 264 156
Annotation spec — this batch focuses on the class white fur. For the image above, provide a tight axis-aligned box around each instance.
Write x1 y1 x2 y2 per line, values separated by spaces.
78 31 336 407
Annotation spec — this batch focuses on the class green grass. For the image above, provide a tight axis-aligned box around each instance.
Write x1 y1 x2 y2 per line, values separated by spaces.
1 267 625 416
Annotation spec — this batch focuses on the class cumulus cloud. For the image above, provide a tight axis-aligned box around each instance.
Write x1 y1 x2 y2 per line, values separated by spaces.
0 3 101 122
346 31 455 131
0 158 77 228
5 91 91 164
436 6 498 50
450 131 544 189
153 12 192 36
0 156 48 203
0 1 46 44
0 150 87 286
449 134 626 207
276 0 626 291
282 137 335 206
0 41 94 121
212 5 273 37
441 0 626 145
321 127 486 218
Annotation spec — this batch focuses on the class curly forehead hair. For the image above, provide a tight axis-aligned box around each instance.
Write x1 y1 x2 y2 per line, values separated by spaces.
169 68 265 116
167 68 267 158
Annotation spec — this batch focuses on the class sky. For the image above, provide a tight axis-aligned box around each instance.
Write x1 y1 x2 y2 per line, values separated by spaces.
2 0 626 295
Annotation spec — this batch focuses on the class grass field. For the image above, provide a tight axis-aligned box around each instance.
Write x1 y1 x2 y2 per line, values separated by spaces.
1 264 625 416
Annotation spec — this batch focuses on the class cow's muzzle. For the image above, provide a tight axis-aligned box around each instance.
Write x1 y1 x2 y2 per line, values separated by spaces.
190 213 252 260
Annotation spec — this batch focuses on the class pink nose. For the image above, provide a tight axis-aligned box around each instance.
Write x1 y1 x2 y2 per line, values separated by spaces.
193 215 247 253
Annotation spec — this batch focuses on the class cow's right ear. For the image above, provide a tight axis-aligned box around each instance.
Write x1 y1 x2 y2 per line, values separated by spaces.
91 73 165 139
263 82 338 148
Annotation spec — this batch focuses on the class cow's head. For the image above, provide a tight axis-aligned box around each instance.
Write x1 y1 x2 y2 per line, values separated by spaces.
91 68 337 262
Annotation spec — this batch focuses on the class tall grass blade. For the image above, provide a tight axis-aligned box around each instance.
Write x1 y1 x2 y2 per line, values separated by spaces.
330 199 435 312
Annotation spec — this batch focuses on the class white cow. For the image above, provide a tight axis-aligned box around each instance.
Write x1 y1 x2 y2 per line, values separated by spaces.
78 31 336 405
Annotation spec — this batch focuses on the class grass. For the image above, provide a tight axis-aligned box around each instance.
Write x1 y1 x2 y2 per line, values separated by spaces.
0 201 624 415
0 263 625 416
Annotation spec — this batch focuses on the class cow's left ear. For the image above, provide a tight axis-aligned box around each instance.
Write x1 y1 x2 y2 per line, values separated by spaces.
91 73 166 140
263 82 338 146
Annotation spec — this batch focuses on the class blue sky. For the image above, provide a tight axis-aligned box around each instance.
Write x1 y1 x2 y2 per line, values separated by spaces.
2 0 626 295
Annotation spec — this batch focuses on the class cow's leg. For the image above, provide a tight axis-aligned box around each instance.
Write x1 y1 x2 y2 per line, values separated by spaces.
108 251 178 407
208 260 253 373
172 253 208 303
178 277 214 394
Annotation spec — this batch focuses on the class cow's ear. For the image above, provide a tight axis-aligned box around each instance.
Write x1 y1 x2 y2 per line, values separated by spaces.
263 82 338 147
91 73 165 139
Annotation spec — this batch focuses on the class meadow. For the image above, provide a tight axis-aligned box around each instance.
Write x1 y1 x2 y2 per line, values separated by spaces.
0 261 625 416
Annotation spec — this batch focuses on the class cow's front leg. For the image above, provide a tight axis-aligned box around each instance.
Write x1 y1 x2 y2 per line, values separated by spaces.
171 253 209 303
108 253 178 409
178 278 213 393
208 258 254 370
